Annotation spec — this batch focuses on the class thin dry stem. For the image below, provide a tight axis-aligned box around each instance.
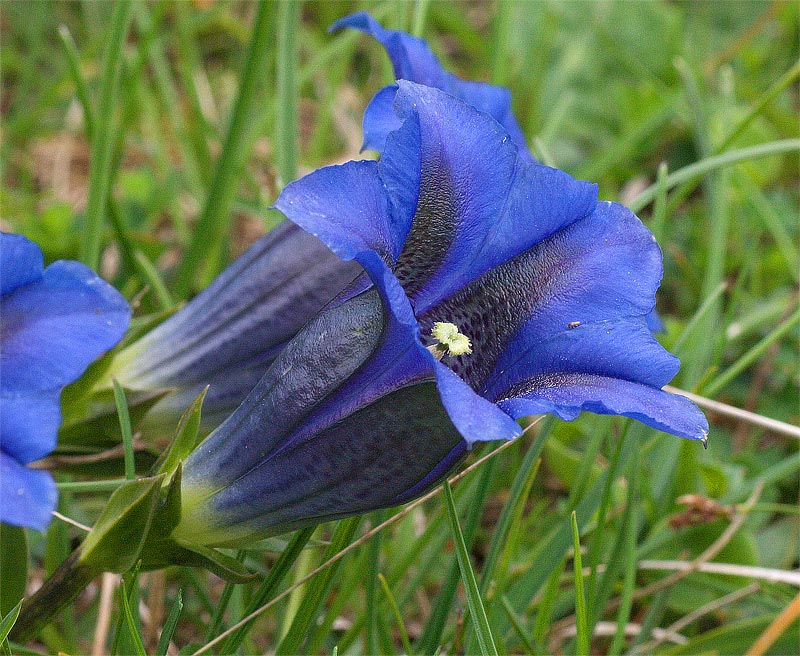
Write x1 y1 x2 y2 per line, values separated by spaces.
91 573 119 656
637 582 760 652
665 386 800 440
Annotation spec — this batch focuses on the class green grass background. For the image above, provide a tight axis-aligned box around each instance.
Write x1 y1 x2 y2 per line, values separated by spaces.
2 1 798 654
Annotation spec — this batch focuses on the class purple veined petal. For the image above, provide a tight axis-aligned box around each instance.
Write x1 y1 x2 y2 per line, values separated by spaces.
487 319 680 400
419 200 662 389
382 81 598 314
281 252 521 449
1 260 130 392
497 374 709 442
0 388 61 464
1 233 43 295
486 319 708 441
331 12 534 160
0 451 58 531
116 222 362 418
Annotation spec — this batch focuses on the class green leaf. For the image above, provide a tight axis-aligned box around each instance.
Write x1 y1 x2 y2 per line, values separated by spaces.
80 475 164 572
0 526 27 617
165 541 256 583
152 387 208 476
0 600 23 644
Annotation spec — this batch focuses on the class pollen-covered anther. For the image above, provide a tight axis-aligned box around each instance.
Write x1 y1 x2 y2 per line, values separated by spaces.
427 322 472 360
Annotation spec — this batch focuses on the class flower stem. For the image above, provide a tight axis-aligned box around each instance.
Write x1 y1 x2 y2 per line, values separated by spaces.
10 551 99 643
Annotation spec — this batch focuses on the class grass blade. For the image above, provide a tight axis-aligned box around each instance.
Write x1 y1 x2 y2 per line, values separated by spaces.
0 601 22 645
500 595 536 656
80 0 133 269
154 590 182 656
607 459 640 656
705 305 800 396
219 526 315 654
442 480 498 656
570 511 590 656
629 139 800 213
174 1 274 295
275 0 300 188
275 518 360 655
378 573 414 656
118 578 146 656
112 379 135 480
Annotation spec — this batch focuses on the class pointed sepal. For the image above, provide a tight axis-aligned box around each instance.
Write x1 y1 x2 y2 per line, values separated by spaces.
78 474 165 573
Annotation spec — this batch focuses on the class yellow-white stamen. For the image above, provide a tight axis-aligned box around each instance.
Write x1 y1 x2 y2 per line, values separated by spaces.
427 322 472 360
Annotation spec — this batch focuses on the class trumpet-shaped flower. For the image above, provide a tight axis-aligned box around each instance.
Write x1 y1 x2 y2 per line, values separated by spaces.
1 233 130 530
331 12 533 159
112 13 538 434
174 82 706 547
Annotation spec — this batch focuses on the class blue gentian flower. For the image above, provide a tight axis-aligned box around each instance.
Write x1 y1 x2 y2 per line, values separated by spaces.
114 222 362 429
112 13 537 433
173 82 706 547
330 12 533 160
1 233 130 530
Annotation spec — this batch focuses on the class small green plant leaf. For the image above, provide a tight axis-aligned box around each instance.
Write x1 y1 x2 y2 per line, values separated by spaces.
80 475 165 572
0 600 23 644
152 387 208 476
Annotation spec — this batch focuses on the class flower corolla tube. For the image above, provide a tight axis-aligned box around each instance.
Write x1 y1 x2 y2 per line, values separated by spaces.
114 222 362 429
0 233 130 530
174 82 707 547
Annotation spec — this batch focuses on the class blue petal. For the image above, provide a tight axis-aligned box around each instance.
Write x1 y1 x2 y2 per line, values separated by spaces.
385 81 597 313
285 253 521 448
0 451 57 531
497 375 709 441
0 389 61 464
117 222 362 411
421 201 661 389
1 260 130 392
362 85 404 152
180 257 519 544
645 308 666 333
276 160 523 446
275 160 405 263
488 320 679 400
489 319 708 440
1 232 43 295
331 12 533 160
